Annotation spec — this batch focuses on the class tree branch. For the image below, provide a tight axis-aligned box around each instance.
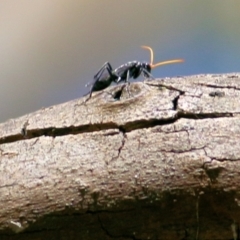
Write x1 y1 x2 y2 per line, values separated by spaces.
1 73 240 239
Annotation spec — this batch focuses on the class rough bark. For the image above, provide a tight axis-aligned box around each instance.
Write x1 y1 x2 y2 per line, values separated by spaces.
1 73 240 239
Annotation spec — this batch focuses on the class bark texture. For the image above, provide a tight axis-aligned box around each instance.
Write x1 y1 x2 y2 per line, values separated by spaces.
1 73 240 239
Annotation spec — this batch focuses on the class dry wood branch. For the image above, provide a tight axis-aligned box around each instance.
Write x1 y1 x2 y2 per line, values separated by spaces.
1 73 240 239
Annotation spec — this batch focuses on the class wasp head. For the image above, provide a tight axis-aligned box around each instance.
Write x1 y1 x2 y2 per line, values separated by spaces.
141 62 151 75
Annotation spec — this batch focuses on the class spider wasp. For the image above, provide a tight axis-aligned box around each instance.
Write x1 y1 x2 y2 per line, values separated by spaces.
85 46 183 101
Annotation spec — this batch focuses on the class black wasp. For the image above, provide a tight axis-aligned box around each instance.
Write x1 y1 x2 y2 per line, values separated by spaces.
85 46 184 102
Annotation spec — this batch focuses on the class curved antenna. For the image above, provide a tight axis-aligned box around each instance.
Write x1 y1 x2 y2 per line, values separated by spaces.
141 45 154 65
141 45 184 69
151 59 184 68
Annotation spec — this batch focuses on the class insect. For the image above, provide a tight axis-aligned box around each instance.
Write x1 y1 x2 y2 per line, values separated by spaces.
85 46 184 102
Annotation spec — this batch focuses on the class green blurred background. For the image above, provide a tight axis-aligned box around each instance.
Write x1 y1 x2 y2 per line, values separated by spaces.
1 1 240 122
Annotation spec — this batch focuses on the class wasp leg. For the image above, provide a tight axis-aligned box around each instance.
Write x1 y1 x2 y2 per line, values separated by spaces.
105 83 126 100
93 62 113 80
142 68 154 79
85 62 114 102
125 70 131 97
85 62 113 88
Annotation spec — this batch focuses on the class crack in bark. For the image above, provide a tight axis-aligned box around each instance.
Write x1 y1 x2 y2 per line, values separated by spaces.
0 81 235 145
117 127 127 159
145 82 185 95
172 94 181 110
97 213 137 240
0 111 234 145
202 146 240 166
196 83 240 91
97 214 116 239
160 145 206 154
201 153 235 184
21 120 29 138
177 111 233 119
204 157 240 163
107 128 127 165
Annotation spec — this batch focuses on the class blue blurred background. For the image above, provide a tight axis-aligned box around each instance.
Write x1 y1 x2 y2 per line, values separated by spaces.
0 1 240 122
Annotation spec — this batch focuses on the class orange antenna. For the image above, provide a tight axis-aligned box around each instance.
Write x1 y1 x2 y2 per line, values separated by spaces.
141 45 184 69
141 45 154 65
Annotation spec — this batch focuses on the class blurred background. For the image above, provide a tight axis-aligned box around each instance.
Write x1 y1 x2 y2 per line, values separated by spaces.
0 0 240 122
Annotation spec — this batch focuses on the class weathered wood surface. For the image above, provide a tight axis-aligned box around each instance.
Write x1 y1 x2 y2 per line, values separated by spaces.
1 73 240 239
